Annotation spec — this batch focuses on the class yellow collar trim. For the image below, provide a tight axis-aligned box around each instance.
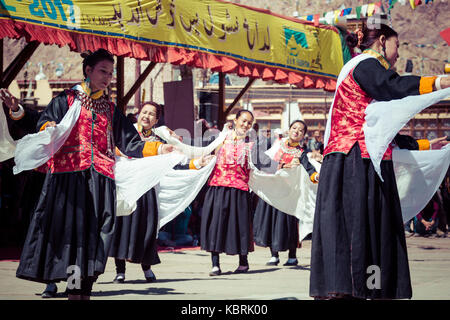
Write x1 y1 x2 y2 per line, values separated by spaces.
287 140 299 147
137 124 153 137
81 81 104 100
363 49 390 70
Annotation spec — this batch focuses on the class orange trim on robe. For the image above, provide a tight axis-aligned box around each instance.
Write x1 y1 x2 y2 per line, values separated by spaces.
189 159 198 170
142 141 162 157
310 172 319 184
417 139 430 151
39 121 50 131
419 76 437 95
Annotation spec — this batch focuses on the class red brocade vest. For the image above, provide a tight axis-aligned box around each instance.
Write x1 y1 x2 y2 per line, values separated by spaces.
273 140 303 170
48 90 117 179
323 68 393 160
208 133 254 191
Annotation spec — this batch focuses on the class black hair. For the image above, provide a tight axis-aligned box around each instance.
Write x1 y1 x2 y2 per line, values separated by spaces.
81 49 115 79
235 109 254 121
289 119 307 134
346 24 398 51
140 101 162 120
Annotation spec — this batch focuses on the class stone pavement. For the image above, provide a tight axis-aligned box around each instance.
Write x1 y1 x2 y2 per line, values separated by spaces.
0 237 449 300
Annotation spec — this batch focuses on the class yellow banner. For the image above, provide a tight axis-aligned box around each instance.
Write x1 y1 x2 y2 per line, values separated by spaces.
1 0 344 79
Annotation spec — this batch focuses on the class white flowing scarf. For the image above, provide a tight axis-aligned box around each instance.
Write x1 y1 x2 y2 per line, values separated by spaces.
249 139 321 242
115 126 229 220
12 86 83 175
324 54 450 221
394 145 450 222
153 125 229 158
9 85 226 229
0 103 17 162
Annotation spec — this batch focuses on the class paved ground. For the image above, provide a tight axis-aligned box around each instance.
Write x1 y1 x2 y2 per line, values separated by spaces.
0 236 449 300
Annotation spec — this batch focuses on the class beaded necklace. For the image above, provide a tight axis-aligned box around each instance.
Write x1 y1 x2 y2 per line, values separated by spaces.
77 89 115 158
280 139 302 157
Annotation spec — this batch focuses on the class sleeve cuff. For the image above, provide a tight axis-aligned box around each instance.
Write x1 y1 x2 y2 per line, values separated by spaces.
310 172 319 184
419 76 437 95
9 104 25 120
39 121 50 131
189 158 201 170
417 139 431 151
143 141 162 157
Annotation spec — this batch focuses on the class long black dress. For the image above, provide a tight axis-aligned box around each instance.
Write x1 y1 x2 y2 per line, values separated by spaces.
310 52 432 299
16 90 151 284
109 129 162 269
109 128 195 271
253 143 317 254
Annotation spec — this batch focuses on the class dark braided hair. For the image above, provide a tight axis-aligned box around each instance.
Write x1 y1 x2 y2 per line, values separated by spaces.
346 24 398 52
80 49 114 79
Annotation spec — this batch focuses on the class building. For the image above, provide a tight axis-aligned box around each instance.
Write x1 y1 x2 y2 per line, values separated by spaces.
9 78 450 140
196 82 450 139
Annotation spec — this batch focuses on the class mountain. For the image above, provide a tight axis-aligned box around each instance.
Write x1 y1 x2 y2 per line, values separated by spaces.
232 0 449 75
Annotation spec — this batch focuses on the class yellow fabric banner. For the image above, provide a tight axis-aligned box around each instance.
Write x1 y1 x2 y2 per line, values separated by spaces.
1 0 344 79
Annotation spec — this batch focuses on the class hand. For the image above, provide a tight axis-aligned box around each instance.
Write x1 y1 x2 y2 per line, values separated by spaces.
168 128 182 142
160 144 174 154
421 219 431 230
315 173 320 182
0 89 19 111
225 122 233 130
429 136 449 150
439 76 450 90
282 162 299 169
198 154 214 167
46 121 57 128
311 150 324 162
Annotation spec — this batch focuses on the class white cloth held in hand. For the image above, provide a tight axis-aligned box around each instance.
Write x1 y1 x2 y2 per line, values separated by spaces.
0 102 17 162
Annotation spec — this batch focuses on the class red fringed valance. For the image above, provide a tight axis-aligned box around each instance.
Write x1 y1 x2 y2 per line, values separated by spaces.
1 19 336 91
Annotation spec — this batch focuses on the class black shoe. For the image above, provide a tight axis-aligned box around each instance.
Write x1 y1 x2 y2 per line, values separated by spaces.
209 267 222 276
41 283 57 298
283 259 298 266
234 266 249 274
144 269 157 282
113 273 125 283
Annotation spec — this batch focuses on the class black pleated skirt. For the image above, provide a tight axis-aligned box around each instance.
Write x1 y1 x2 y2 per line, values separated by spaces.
109 188 160 266
310 143 412 299
253 198 299 252
200 186 254 255
16 168 116 284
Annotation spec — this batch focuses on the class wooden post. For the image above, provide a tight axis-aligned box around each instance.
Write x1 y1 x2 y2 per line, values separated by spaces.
116 56 125 112
120 61 156 110
1 41 40 88
134 60 141 109
218 72 226 129
224 77 255 116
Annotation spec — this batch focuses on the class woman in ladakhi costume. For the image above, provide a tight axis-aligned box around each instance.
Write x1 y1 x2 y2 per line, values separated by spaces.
253 120 319 267
15 49 173 300
310 24 450 299
110 101 210 283
200 109 256 276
